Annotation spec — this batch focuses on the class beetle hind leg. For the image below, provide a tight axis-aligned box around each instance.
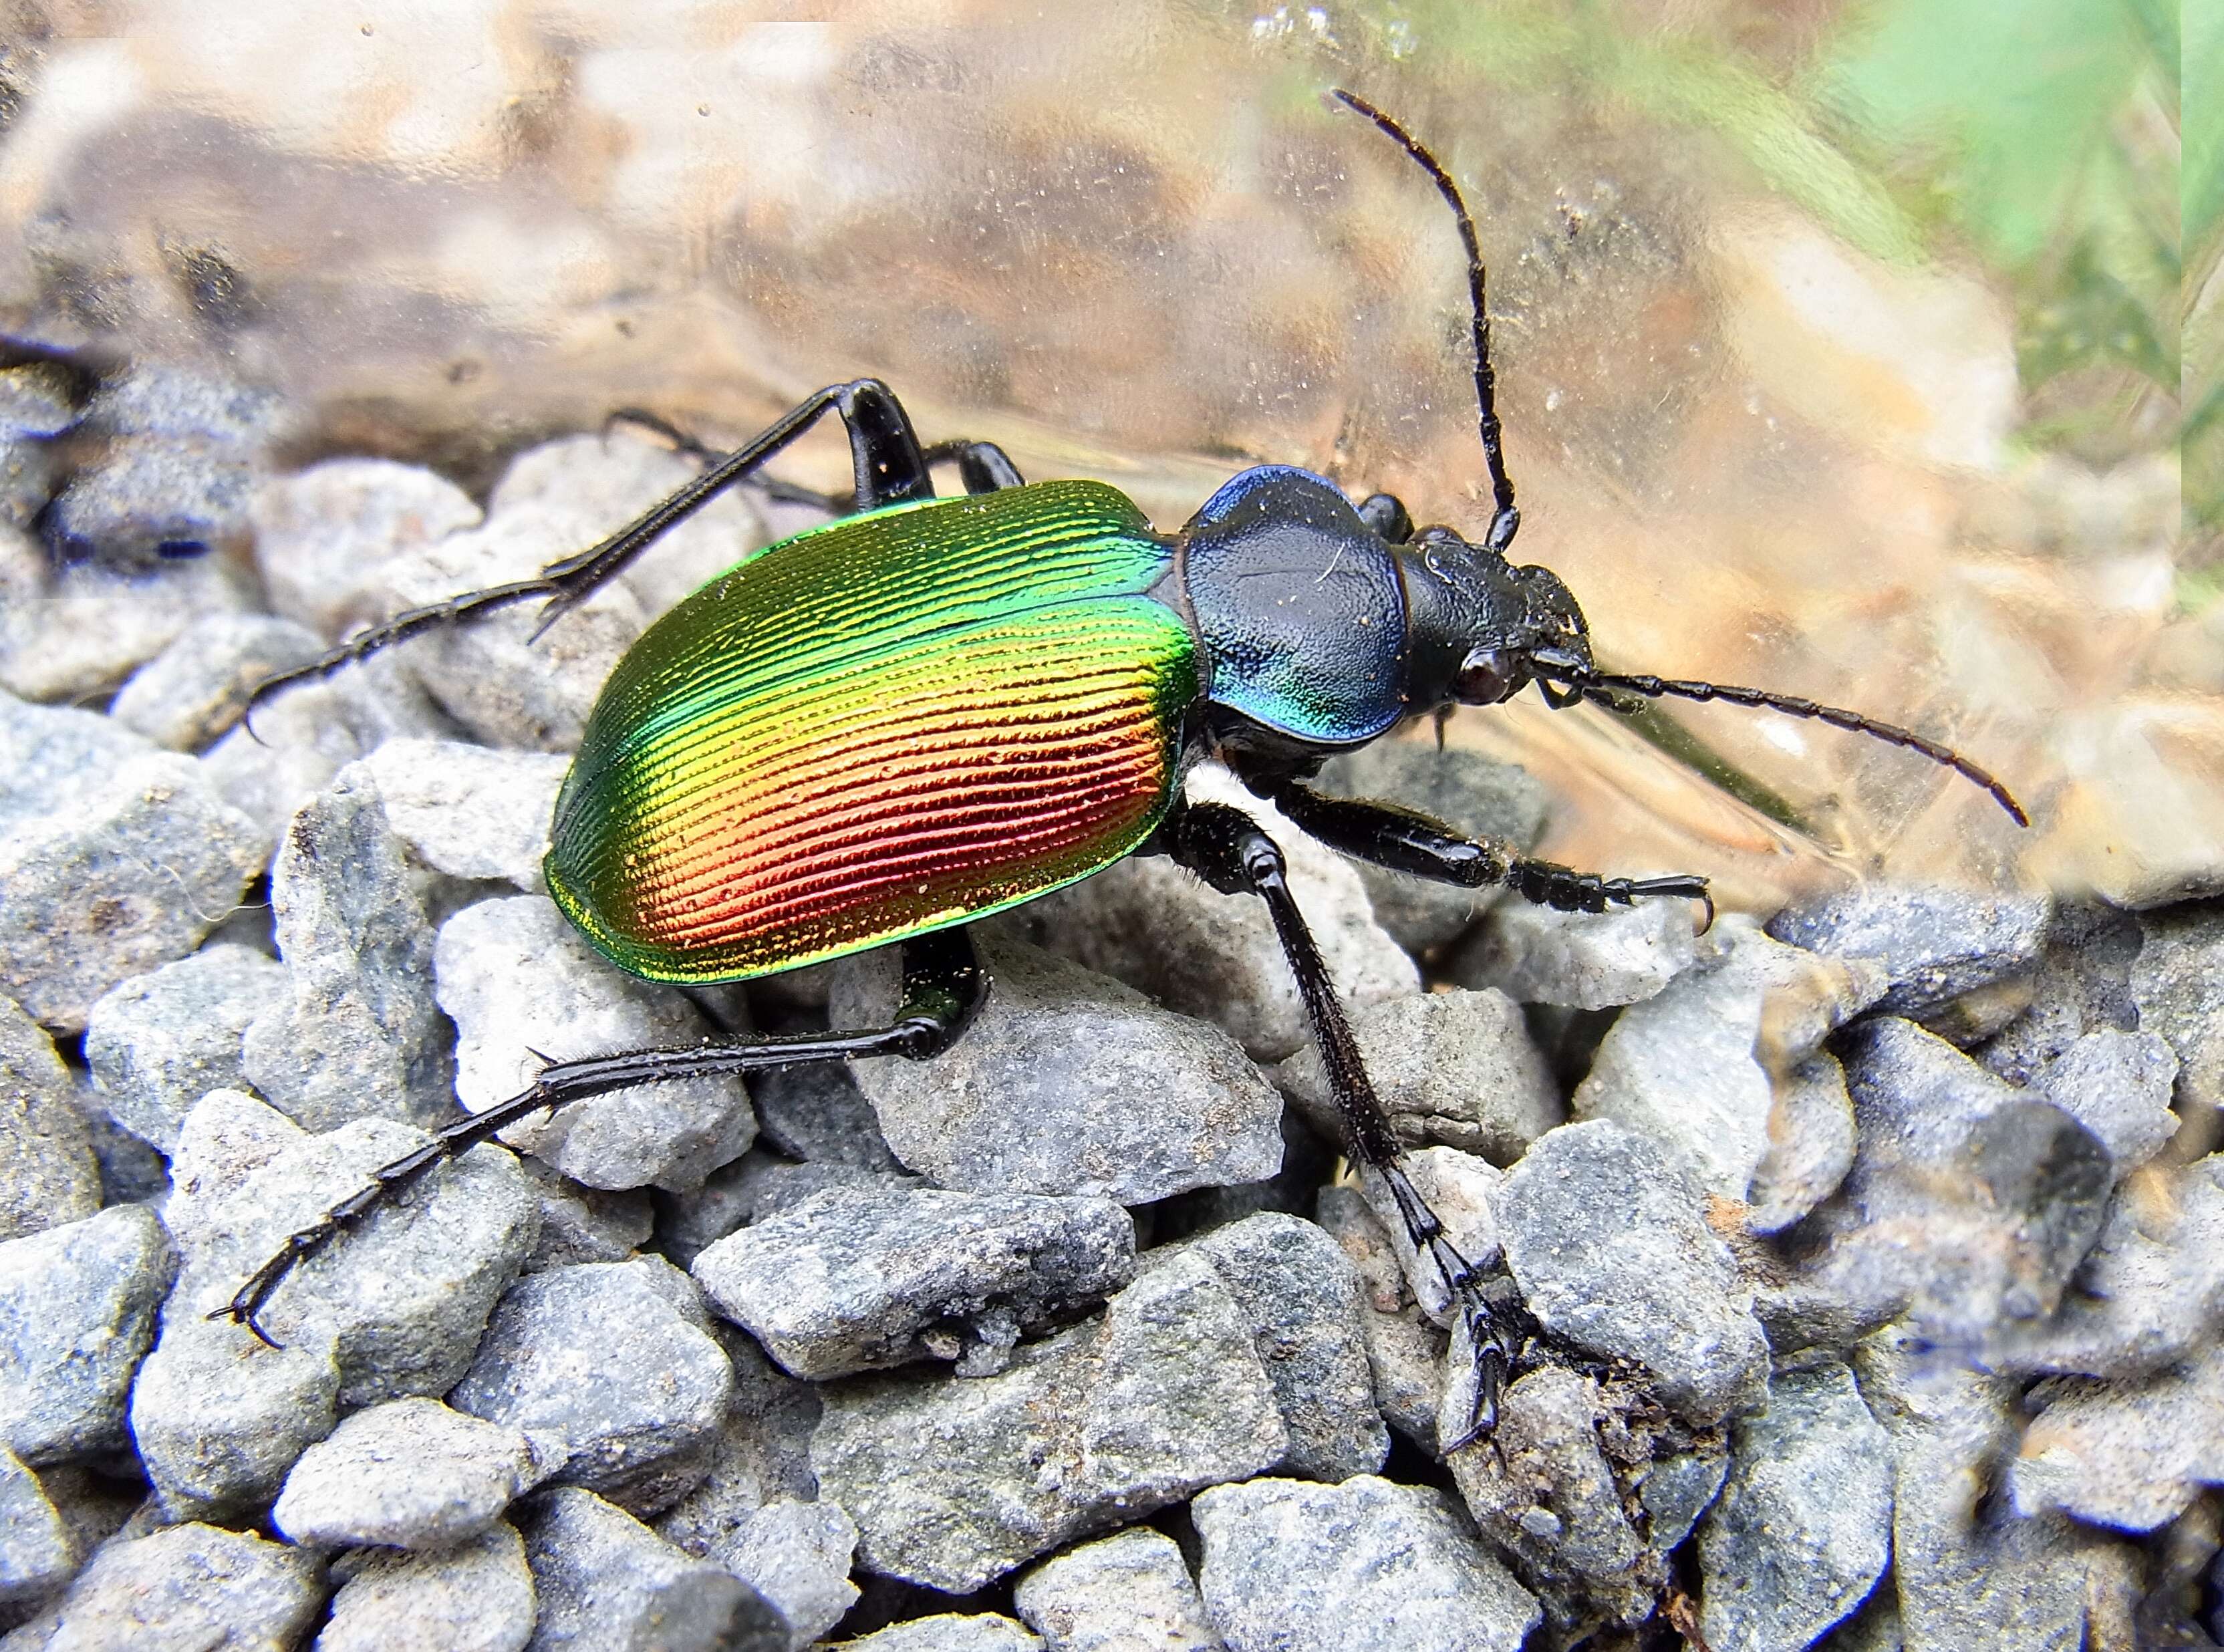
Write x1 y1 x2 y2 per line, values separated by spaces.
1156 797 1519 1443
210 928 986 1344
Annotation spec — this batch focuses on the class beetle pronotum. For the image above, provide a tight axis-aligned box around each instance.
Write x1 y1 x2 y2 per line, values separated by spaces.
217 92 2022 1443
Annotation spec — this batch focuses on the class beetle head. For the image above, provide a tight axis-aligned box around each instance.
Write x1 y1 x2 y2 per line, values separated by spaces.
1395 526 1594 713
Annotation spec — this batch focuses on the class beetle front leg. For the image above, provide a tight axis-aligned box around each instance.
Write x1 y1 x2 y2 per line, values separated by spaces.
1268 783 1714 928
211 928 985 1345
1160 798 1516 1443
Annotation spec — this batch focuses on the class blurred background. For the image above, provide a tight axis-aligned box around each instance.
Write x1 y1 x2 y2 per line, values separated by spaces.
0 0 2212 915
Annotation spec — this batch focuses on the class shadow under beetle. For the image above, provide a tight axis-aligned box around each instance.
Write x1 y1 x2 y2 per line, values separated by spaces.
217 92 2025 1445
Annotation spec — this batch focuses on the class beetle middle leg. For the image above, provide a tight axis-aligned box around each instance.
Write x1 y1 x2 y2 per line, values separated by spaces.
1267 781 1715 928
211 927 986 1345
1153 797 1517 1443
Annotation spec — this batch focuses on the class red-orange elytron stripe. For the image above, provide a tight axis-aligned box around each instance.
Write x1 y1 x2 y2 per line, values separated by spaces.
545 482 1197 982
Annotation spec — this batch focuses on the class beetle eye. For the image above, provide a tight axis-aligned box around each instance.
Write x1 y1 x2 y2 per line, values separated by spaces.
1453 648 1519 704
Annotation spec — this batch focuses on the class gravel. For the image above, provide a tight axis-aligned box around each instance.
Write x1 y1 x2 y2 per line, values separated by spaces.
1014 1526 1222 1651
0 1448 76 1605
519 1485 787 1652
0 1204 174 1466
2007 1343 2224 1532
271 1397 551 1550
358 738 569 891
108 612 326 752
83 944 286 1153
1451 890 1697 1009
1 1521 325 1652
1766 883 2052 1041
316 1524 536 1652
0 997 102 1243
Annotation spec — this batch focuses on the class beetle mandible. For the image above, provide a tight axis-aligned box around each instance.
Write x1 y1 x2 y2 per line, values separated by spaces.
216 91 2025 1443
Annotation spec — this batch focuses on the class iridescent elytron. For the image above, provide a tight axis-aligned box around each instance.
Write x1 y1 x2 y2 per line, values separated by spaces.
546 481 1199 981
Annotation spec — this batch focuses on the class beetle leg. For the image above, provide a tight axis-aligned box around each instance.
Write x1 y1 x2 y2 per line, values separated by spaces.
920 439 1026 495
1355 491 1415 544
247 379 934 713
607 406 856 514
209 927 984 1345
1268 783 1715 929
1161 797 1515 1443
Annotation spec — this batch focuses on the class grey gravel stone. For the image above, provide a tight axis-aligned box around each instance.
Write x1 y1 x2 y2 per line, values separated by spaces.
250 458 484 640
1311 740 1552 955
1497 1120 1770 1424
1771 1018 2114 1356
841 1617 1042 1652
360 738 570 891
517 1157 654 1271
711 1500 859 1651
83 944 286 1153
658 1153 921 1268
0 1204 173 1466
1443 1365 1653 1627
694 1186 1135 1380
317 1524 535 1652
1314 1186 1446 1452
0 365 82 441
108 613 326 752
1014 1526 1221 1652
833 933 1283 1204
0 547 253 704
1995 1154 2224 1381
1357 1147 1502 1326
162 1089 538 1408
0 996 100 1242
1766 883 2050 1040
1697 1359 1893 1652
240 767 455 1133
1976 902 2143 1085
1162 1212 1389 1481
0 1448 74 1604
2026 1030 2179 1172
2129 900 2224 1145
520 1486 787 1652
449 1256 732 1516
813 1252 1286 1592
1192 1474 1539 1652
1634 1446 1729 1554
0 693 265 1032
1272 988 1558 1163
436 895 756 1192
273 1397 549 1550
1572 920 1883 1227
650 1329 823 1556
997 767 1417 1063
2009 1343 2224 1532
374 434 758 753
750 1063 903 1172
0 1521 325 1652
131 1317 341 1522
1451 891 1698 1010
0 453 52 536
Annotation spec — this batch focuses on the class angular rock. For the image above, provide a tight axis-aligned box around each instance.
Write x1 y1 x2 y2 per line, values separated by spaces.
710 1500 859 1652
750 1063 904 1172
842 1617 1042 1652
1976 902 2143 1085
1014 1526 1220 1652
651 1329 824 1554
833 933 1283 1204
108 612 326 751
1161 1212 1388 1481
0 1204 173 1465
250 456 484 638
1353 1147 1502 1327
1314 1186 1446 1452
273 1397 549 1550
162 1089 538 1407
2009 1343 2224 1532
521 1486 787 1652
0 364 82 441
0 996 100 1242
360 738 571 891
2027 1030 2179 1172
996 765 1417 1062
693 1186 1135 1380
1775 1019 2114 1355
0 694 265 1031
240 767 454 1132
2128 901 2224 1140
1995 1155 2224 1381
131 1317 341 1522
1311 740 1552 954
1572 920 1882 1227
0 450 51 535
1272 987 1558 1163
0 1447 75 1603
517 1157 654 1271
1497 1121 1770 1423
658 1153 921 1268
1451 892 1698 1010
0 1522 324 1652
1192 1474 1539 1652
449 1256 732 1516
1766 883 2050 1039
813 1252 1286 1593
0 548 251 704
1698 1360 1893 1652
317 1524 536 1652
436 895 756 1192
83 944 286 1153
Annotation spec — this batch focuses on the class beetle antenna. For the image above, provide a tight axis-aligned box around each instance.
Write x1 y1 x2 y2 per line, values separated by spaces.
1331 90 1518 556
1534 664 2030 827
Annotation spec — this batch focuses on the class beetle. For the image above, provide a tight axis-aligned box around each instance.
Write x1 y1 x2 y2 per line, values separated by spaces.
215 92 2024 1442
